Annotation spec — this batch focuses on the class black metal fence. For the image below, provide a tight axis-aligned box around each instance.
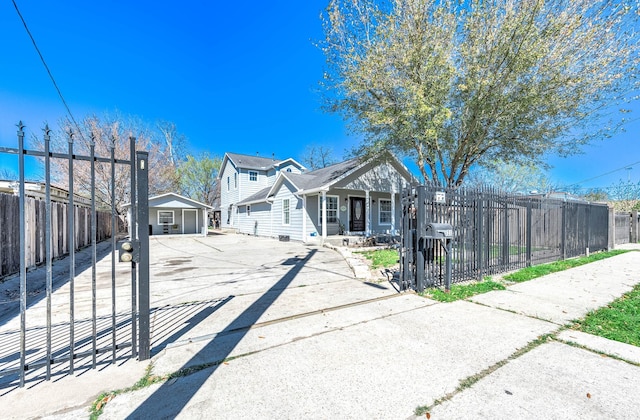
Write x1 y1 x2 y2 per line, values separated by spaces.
398 184 610 292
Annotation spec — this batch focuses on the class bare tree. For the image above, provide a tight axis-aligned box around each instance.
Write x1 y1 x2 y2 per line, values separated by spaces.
30 113 182 214
300 145 338 170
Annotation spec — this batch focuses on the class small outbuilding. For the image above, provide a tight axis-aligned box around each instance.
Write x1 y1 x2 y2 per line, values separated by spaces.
125 193 212 236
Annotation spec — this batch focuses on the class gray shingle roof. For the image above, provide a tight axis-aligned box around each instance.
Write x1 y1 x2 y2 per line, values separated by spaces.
226 153 281 170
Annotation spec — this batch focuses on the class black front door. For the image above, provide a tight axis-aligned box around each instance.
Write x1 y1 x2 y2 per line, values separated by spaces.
350 197 366 232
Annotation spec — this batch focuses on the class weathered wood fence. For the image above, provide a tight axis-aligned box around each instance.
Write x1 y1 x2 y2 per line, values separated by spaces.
614 211 639 245
0 192 116 278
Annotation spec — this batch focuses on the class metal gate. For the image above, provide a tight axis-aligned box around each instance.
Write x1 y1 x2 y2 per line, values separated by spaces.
0 122 150 388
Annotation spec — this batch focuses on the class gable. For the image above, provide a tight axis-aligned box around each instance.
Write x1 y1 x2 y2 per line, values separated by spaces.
335 160 411 192
148 193 210 209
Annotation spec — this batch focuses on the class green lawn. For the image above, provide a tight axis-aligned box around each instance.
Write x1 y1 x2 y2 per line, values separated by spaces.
572 284 640 347
356 249 398 269
503 250 629 283
423 279 505 302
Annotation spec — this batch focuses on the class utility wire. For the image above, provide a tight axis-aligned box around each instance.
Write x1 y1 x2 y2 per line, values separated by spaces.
12 0 86 141
564 159 640 188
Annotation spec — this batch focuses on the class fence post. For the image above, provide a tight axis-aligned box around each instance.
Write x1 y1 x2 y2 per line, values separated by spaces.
136 151 150 361
526 199 532 267
415 185 426 292
502 201 509 271
607 206 615 250
632 211 639 244
476 195 484 280
561 200 567 260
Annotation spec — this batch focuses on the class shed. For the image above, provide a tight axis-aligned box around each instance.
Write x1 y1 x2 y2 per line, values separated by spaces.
124 193 212 236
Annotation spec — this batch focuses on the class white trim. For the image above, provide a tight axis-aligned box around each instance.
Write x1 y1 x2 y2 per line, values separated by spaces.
157 210 174 225
182 209 198 234
282 198 290 225
378 198 392 225
317 194 339 225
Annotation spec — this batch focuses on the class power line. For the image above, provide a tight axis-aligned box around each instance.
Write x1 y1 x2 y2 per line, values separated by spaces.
12 0 85 141
563 159 640 188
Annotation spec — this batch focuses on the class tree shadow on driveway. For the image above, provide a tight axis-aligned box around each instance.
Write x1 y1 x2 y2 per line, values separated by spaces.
126 248 318 419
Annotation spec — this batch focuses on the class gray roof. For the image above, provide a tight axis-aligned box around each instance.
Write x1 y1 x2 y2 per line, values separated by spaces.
226 153 282 170
237 186 273 205
235 153 413 206
236 157 362 205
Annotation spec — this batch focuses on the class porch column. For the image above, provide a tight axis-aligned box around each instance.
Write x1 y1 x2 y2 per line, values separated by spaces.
391 191 396 235
321 191 327 243
365 190 371 236
302 195 307 243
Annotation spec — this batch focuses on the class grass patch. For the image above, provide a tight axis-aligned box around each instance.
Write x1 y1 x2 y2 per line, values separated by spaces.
356 249 398 269
89 363 164 419
572 284 640 347
503 250 629 283
422 278 505 302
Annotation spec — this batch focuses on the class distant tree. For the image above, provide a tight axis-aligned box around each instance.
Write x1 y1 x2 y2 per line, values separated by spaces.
0 168 17 180
177 152 222 207
301 145 338 170
30 113 182 213
157 120 187 167
581 189 609 203
465 160 555 193
321 0 639 186
608 179 640 211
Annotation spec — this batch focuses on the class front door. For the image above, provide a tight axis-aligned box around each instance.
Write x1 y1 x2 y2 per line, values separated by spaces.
350 197 366 232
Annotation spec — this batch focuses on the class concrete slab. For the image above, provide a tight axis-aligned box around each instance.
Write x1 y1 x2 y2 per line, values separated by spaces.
557 330 640 365
99 299 555 419
471 251 640 324
425 341 640 419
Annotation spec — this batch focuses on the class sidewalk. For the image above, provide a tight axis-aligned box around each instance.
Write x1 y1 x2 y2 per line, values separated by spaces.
3 243 640 419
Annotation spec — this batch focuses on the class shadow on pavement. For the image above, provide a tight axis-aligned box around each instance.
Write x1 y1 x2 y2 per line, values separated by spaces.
126 248 317 419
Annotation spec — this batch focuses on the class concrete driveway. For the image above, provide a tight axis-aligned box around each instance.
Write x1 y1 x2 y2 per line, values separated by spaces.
2 235 640 419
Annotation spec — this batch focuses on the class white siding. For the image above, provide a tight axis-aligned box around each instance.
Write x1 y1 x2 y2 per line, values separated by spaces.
237 203 272 237
220 160 239 228
240 168 269 197
270 180 304 241
339 162 408 192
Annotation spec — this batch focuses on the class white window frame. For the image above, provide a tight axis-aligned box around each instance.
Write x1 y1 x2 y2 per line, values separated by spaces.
157 210 174 225
378 199 392 225
283 198 290 225
247 205 251 216
227 176 230 191
249 171 258 181
318 195 338 224
234 172 237 189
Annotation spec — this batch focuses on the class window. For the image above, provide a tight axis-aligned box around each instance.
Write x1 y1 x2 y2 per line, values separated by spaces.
247 205 251 216
157 210 174 225
227 176 230 191
249 171 258 181
283 199 290 225
379 199 392 224
319 195 338 224
234 173 237 189
286 168 292 172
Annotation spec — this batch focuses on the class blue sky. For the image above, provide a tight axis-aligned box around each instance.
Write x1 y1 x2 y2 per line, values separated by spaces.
1 1 638 191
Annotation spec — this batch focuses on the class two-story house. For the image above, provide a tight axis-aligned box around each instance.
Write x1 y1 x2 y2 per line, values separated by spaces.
218 151 415 243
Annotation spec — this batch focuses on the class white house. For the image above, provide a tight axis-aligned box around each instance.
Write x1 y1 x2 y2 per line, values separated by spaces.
219 152 415 242
124 193 212 236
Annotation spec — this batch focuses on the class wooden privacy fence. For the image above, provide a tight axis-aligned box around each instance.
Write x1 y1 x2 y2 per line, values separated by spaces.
0 192 115 278
614 211 639 245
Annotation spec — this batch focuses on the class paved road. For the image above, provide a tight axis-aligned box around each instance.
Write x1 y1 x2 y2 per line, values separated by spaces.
1 235 639 419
